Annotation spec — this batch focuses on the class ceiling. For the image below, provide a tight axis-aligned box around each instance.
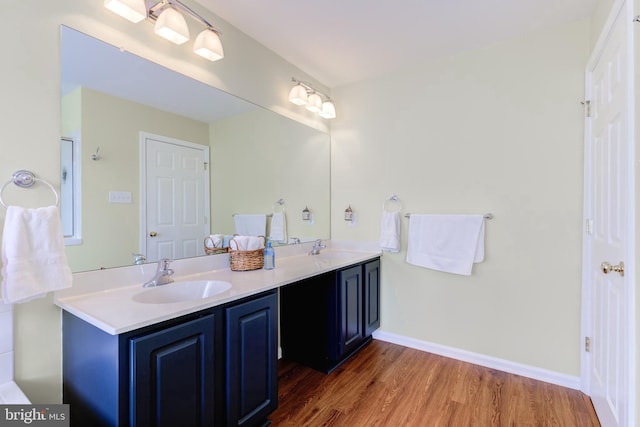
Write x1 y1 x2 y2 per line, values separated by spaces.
197 0 597 88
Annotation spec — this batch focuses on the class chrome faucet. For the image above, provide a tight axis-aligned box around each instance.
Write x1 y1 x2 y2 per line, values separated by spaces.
309 239 327 255
143 259 174 287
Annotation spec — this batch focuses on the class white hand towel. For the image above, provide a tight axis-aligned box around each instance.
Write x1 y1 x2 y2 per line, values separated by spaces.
229 236 265 251
379 211 400 252
234 214 267 237
1 206 72 303
406 214 484 276
269 212 287 244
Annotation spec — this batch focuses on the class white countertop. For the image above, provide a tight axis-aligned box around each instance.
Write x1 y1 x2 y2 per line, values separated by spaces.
55 240 380 335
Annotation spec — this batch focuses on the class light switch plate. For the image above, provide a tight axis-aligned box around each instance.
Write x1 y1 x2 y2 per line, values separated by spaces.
109 191 132 204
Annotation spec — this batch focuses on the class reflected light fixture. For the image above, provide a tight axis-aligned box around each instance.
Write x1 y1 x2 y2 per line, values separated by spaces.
105 0 224 62
289 77 337 119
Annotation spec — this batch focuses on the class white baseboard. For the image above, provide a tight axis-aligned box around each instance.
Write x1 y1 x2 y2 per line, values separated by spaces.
372 330 581 390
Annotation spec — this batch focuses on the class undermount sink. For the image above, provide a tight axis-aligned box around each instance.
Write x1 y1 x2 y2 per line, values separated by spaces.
133 280 232 304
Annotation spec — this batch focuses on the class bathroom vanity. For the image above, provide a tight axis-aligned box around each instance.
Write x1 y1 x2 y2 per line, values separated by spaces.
280 258 380 373
56 241 380 427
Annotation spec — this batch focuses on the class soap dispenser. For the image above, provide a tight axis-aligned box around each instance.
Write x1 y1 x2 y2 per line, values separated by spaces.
264 240 275 270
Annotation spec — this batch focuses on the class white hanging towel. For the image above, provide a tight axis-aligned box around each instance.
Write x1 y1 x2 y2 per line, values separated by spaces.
234 214 267 236
406 214 485 276
269 212 287 244
379 210 400 252
1 206 72 303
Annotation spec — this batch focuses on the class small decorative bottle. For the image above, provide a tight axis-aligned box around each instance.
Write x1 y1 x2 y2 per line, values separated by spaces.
264 240 275 270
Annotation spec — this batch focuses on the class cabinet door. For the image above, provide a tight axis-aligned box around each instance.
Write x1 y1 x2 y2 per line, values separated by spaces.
130 314 216 427
226 292 278 427
364 259 381 336
338 265 364 356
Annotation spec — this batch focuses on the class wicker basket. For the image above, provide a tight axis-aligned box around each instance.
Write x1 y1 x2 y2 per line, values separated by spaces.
229 236 265 271
204 236 229 255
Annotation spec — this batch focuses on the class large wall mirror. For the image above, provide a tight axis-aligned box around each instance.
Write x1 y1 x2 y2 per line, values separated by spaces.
60 26 330 273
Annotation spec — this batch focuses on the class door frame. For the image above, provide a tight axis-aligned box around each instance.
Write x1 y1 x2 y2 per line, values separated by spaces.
580 0 636 425
139 131 211 259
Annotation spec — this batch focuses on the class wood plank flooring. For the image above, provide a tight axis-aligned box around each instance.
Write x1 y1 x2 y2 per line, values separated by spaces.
269 340 600 426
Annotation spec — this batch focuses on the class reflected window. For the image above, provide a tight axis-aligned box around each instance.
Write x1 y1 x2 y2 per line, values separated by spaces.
60 135 82 245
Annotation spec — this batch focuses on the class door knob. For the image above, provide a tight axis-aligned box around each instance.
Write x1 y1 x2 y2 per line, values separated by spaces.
601 261 624 277
149 231 158 237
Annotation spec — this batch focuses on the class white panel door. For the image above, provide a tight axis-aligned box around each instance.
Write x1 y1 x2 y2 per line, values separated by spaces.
583 2 633 426
143 134 209 263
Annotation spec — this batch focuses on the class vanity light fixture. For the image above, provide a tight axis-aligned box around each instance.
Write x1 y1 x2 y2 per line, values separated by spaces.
288 83 308 106
104 0 147 23
104 0 224 62
319 100 336 119
289 78 336 119
305 93 322 113
154 6 190 45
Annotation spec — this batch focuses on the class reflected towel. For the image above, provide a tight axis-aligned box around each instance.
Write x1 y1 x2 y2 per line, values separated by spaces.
269 212 287 244
1 206 72 303
379 211 400 252
406 214 484 276
234 214 266 236
205 234 224 249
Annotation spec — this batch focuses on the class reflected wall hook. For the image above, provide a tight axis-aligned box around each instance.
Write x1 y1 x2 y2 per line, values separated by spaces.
91 147 101 161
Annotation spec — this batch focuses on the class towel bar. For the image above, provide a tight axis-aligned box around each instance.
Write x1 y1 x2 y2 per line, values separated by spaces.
404 213 494 220
0 170 59 208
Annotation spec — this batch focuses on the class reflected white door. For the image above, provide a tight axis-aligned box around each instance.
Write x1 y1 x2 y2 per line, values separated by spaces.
583 3 633 426
142 133 209 263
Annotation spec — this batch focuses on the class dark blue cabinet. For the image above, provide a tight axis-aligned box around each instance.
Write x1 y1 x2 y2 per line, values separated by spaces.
281 258 381 373
364 259 381 336
226 292 278 427
63 290 277 427
130 315 216 427
336 265 364 358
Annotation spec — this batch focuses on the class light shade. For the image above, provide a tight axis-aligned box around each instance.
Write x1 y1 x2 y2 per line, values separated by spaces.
154 7 190 45
305 92 322 112
288 84 308 106
319 101 336 119
194 29 224 61
104 0 146 23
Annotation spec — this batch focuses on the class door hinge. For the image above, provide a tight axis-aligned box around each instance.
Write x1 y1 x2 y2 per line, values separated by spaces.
585 218 593 235
585 336 591 352
204 162 208 171
581 100 592 118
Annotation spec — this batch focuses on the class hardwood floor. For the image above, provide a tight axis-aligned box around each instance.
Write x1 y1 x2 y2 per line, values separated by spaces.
269 340 600 426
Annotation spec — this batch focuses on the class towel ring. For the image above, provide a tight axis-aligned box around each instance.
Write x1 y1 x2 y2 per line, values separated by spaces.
383 195 402 213
0 170 60 208
272 198 285 213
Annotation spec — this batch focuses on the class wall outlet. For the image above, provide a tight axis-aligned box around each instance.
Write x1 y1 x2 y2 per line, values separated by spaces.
109 191 132 204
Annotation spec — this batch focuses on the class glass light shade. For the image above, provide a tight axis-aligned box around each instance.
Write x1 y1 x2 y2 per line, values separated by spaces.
104 0 146 23
305 93 322 113
194 29 224 61
319 101 336 119
288 84 308 106
154 8 190 45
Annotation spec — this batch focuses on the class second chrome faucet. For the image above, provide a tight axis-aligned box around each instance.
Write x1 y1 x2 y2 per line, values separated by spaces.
309 239 327 255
